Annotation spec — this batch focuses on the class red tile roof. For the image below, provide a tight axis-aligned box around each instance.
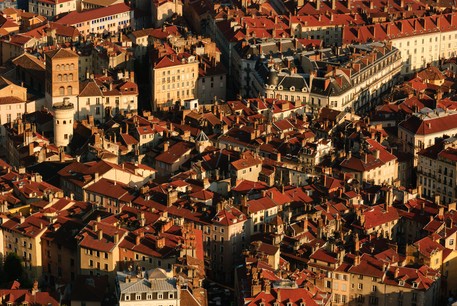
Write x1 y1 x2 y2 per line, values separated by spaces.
56 3 131 25
399 112 457 135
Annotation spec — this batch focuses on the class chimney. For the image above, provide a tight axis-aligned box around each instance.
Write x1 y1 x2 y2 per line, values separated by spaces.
28 142 34 156
93 222 98 232
374 149 380 160
354 233 360 252
156 237 165 249
114 232 119 244
128 232 138 247
163 141 169 152
139 212 145 227
354 254 360 266
435 195 441 206
98 229 103 241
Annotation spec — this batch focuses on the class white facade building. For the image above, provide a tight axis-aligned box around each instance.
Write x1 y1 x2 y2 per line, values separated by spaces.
116 268 180 306
28 0 77 19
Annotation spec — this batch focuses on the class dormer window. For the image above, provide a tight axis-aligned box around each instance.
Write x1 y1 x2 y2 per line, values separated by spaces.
412 282 418 288
399 280 405 286
278 85 283 90
290 86 295 91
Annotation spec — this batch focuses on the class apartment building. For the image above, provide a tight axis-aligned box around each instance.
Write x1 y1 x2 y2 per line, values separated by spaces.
154 141 194 176
28 0 76 19
58 160 156 200
55 3 134 36
238 41 401 114
343 13 457 75
229 152 262 185
417 138 457 204
340 138 398 186
208 203 247 283
116 268 180 305
0 76 27 138
398 109 457 166
77 218 128 281
1 213 49 280
151 0 182 27
151 52 199 110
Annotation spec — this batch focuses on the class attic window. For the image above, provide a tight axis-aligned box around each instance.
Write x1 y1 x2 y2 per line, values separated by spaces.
290 86 295 91
399 280 405 286
412 282 418 288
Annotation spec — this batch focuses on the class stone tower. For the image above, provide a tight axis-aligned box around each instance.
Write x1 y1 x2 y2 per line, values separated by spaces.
45 48 79 109
53 98 74 148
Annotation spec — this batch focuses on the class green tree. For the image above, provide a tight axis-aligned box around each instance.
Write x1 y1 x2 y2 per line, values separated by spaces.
3 253 24 284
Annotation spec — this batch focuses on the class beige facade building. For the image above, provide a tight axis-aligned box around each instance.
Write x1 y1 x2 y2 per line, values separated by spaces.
151 0 182 27
229 152 262 185
340 138 398 186
151 53 198 110
0 77 27 138
77 218 128 281
45 48 80 108
1 213 49 280
417 138 457 204
399 110 457 167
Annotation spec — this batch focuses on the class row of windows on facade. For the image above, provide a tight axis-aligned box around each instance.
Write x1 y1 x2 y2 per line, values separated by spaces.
0 113 22 124
59 86 73 95
57 74 74 82
122 292 176 301
55 64 75 71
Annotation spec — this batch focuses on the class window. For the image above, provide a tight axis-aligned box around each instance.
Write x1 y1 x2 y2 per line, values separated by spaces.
67 86 72 95
59 86 64 95
135 294 141 300
358 283 363 290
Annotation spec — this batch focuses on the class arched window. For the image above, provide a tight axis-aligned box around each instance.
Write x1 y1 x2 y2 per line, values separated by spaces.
59 87 64 95
57 74 62 81
69 73 73 81
56 64 60 70
67 86 72 95
56 120 59 124
70 63 74 70
63 120 66 124
63 74 67 81
66 64 70 70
